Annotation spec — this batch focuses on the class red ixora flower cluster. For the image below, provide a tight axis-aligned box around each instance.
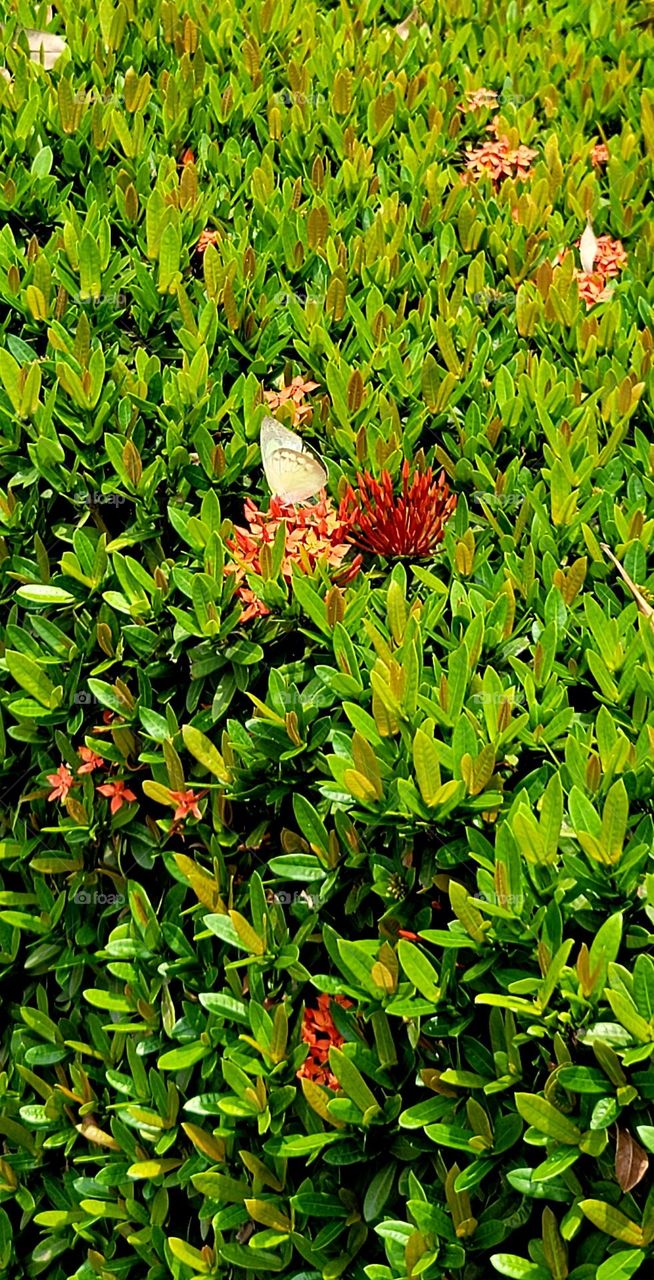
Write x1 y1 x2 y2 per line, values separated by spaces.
464 130 536 184
591 140 609 166
339 461 457 559
47 748 138 814
227 495 361 622
556 236 627 307
297 994 353 1090
264 375 319 427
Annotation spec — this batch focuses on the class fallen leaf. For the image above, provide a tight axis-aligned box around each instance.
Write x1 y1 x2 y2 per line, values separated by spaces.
615 1127 649 1193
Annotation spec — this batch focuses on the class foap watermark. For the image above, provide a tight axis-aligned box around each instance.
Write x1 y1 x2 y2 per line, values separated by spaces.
72 690 130 710
73 292 127 309
472 289 515 307
267 889 320 908
462 88 525 110
471 491 527 509
469 690 527 706
73 491 126 508
71 88 124 107
272 89 326 107
497 90 525 107
74 890 125 906
473 890 524 908
270 288 323 308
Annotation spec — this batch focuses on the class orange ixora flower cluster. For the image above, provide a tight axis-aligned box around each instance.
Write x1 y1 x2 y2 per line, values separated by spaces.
591 140 609 166
263 375 319 427
297 993 353 1089
464 130 537 184
557 236 627 307
47 750 137 814
227 495 361 623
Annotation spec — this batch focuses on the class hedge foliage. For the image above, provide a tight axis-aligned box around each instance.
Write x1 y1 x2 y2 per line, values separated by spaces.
1 1 654 1279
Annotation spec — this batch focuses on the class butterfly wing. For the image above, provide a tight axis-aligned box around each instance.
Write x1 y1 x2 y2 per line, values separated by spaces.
260 415 327 503
579 220 598 274
264 447 327 504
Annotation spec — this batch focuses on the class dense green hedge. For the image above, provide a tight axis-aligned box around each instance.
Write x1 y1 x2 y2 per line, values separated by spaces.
1 1 654 1278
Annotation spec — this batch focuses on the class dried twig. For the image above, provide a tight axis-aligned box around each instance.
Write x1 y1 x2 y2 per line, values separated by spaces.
601 542 654 622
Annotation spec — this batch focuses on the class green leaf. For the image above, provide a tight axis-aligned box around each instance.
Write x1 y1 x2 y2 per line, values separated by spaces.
128 1159 182 1178
328 1048 380 1115
0 1208 11 1270
292 793 330 861
292 573 330 634
167 1238 211 1272
579 1201 644 1246
514 1094 581 1144
605 991 653 1042
600 780 629 864
363 1163 395 1223
596 1251 645 1280
412 728 442 806
16 585 75 605
397 939 440 1001
181 724 230 782
264 1132 341 1157
490 1256 551 1279
78 233 102 299
218 1243 286 1271
5 650 59 709
157 1043 210 1070
190 1172 250 1201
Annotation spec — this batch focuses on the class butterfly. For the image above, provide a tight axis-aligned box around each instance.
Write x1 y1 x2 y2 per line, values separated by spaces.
260 416 327 504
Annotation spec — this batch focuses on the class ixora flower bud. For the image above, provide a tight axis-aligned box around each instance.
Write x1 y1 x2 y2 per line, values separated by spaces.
339 461 457 559
324 584 345 626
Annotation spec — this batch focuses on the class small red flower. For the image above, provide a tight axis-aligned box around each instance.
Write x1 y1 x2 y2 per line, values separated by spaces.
77 747 105 775
339 461 457 559
398 929 420 940
264 375 320 427
575 271 612 307
591 141 609 166
196 228 221 254
593 235 627 279
169 789 206 821
97 780 137 814
297 994 353 1090
180 147 195 166
47 765 75 803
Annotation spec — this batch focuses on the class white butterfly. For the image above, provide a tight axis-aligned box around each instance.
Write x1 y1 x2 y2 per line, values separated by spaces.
25 30 67 68
260 416 327 504
579 217 598 274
